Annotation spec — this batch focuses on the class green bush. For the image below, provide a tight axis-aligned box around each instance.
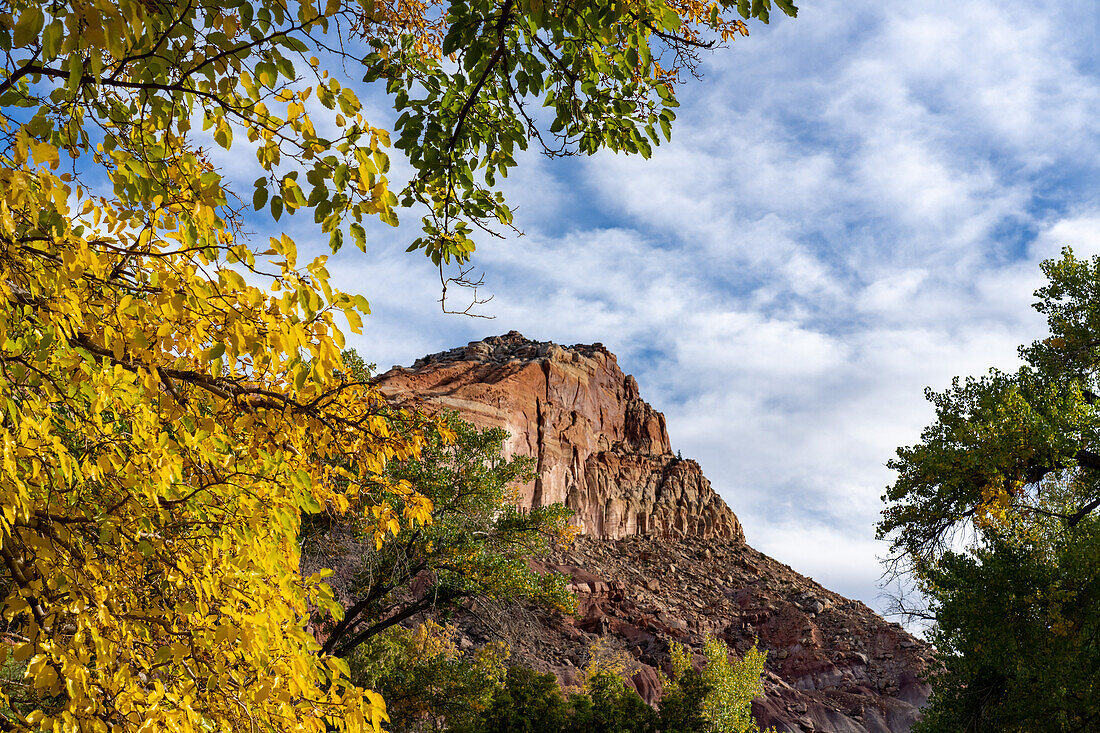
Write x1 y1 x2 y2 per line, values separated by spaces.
348 621 507 733
461 666 572 733
453 635 771 733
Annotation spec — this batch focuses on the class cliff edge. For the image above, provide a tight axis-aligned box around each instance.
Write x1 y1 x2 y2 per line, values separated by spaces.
377 331 743 542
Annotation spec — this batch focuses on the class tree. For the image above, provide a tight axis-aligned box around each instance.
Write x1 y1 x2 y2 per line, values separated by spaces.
310 411 576 659
656 664 710 733
361 0 797 302
879 249 1100 730
0 0 796 728
347 620 510 733
881 250 1100 564
658 641 712 733
576 668 660 733
912 513 1100 732
460 665 573 733
665 637 771 733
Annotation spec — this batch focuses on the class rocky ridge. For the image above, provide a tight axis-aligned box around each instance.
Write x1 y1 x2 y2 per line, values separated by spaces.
377 331 742 541
377 333 930 732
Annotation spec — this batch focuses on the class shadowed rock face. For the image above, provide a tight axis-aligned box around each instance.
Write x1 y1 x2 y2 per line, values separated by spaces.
376 331 743 542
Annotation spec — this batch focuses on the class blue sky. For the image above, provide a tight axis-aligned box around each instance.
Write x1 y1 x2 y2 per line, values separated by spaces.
217 0 1100 616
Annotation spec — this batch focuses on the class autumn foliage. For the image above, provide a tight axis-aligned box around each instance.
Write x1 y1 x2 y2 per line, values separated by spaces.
0 0 793 728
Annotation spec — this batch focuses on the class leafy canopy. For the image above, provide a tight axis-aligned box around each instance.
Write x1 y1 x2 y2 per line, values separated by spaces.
880 249 1100 566
348 620 510 733
913 511 1100 733
880 250 1100 731
310 412 576 659
666 638 772 733
0 0 794 727
373 0 796 277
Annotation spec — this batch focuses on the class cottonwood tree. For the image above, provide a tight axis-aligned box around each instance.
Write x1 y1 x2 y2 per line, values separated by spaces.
0 0 795 729
665 638 771 733
880 250 1100 731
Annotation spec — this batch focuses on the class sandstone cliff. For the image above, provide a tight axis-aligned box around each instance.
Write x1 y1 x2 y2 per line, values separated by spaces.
377 331 742 542
377 332 930 732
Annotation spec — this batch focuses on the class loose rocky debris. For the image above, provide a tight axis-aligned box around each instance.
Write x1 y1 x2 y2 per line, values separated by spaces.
446 534 931 733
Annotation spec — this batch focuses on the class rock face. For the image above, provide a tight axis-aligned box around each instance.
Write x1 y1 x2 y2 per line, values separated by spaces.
378 332 931 732
377 331 742 542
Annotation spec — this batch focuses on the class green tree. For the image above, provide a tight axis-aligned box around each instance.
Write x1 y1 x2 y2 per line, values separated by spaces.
462 665 573 733
347 620 509 733
659 640 711 733
665 637 771 733
575 669 659 733
657 667 710 733
913 514 1100 732
472 664 659 733
656 669 711 733
880 249 1100 731
313 413 576 658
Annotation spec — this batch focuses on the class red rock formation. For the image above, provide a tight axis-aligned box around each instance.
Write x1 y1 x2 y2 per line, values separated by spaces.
377 331 742 542
378 332 931 732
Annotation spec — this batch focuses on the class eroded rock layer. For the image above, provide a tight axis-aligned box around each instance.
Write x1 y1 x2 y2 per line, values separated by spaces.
378 332 931 731
377 331 743 541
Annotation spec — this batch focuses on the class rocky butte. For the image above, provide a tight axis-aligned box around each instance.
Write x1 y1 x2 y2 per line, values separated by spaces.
376 332 931 733
377 331 741 542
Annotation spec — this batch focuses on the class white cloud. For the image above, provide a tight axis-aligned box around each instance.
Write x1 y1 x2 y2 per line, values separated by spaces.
272 0 1100 622
674 313 846 379
740 522 889 604
1032 214 1100 260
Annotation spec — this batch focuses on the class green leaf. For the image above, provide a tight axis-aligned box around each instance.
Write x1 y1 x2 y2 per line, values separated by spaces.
276 55 296 80
64 54 83 94
13 7 44 48
775 0 798 17
350 222 366 252
253 183 269 211
41 20 63 59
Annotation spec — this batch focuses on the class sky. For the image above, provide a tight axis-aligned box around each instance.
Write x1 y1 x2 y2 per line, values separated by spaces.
227 0 1100 618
